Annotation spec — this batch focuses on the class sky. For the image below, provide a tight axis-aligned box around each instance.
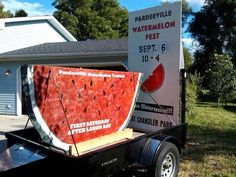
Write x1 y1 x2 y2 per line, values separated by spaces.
2 0 205 50
2 0 205 15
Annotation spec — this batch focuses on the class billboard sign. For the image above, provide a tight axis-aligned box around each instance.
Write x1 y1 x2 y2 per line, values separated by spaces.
128 2 182 132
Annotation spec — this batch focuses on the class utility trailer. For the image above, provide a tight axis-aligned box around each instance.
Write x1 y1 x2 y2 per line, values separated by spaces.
1 123 186 177
0 68 187 177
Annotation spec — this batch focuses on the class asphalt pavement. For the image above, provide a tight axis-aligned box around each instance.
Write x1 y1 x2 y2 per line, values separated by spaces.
0 114 32 153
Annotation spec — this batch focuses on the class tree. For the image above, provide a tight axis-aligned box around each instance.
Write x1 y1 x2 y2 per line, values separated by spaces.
0 2 13 18
15 9 28 17
189 0 236 79
182 0 192 27
53 0 128 40
206 54 236 107
183 47 193 70
161 0 192 27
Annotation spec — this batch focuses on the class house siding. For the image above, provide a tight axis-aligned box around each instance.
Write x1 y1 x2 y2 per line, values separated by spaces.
0 20 67 54
0 65 18 115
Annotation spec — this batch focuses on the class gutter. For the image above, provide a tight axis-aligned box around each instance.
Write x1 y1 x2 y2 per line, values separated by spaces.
0 51 128 62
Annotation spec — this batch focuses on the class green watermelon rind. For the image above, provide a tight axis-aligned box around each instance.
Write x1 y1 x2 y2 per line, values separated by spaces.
22 65 70 151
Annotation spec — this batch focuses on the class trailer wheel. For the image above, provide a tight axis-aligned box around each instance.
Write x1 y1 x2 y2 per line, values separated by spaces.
151 142 180 177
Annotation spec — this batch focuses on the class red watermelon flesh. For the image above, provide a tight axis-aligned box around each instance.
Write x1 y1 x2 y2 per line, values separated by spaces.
24 65 142 151
141 64 165 93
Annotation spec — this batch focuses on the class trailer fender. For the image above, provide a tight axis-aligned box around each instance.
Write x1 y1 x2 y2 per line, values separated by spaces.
153 135 181 154
127 137 148 163
139 138 161 166
139 135 181 167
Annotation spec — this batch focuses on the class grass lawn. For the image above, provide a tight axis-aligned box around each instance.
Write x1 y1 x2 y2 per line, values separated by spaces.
179 102 236 177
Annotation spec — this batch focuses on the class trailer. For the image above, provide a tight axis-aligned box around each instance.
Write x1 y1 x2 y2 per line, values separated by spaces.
0 67 186 177
1 122 186 177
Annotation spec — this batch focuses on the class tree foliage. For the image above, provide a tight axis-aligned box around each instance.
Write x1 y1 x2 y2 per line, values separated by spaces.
182 0 192 27
15 9 28 17
183 47 193 70
0 3 13 18
161 0 192 27
206 54 236 107
53 0 128 40
189 0 236 78
186 74 198 118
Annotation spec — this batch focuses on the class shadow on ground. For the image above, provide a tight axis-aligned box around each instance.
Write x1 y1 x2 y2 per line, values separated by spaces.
182 124 236 162
197 102 236 111
223 106 236 114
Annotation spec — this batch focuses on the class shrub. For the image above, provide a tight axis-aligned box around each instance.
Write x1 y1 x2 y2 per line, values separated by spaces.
186 74 199 118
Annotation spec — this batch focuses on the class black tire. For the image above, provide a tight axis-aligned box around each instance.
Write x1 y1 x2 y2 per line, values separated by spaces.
150 142 180 177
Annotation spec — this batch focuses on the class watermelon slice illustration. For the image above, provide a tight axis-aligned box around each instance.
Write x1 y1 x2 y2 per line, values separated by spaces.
22 65 142 152
141 64 165 93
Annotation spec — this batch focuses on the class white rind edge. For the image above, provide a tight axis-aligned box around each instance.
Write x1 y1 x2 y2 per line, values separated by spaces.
118 73 143 131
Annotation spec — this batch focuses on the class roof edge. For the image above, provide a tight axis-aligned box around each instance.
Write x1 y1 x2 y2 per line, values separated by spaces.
48 16 77 42
0 16 54 23
0 51 128 61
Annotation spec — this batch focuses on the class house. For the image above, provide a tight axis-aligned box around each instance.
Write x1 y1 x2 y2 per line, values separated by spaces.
0 39 128 116
0 16 76 115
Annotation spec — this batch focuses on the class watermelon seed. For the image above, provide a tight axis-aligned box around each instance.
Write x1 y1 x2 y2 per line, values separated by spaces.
103 90 106 96
117 106 121 111
93 96 96 100
59 94 63 100
113 94 116 99
46 78 49 84
84 84 87 90
72 80 75 85
104 77 107 82
84 107 87 113
130 78 133 82
98 110 101 115
90 80 93 86
110 84 114 88
122 90 125 95
106 103 109 107
78 92 81 98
